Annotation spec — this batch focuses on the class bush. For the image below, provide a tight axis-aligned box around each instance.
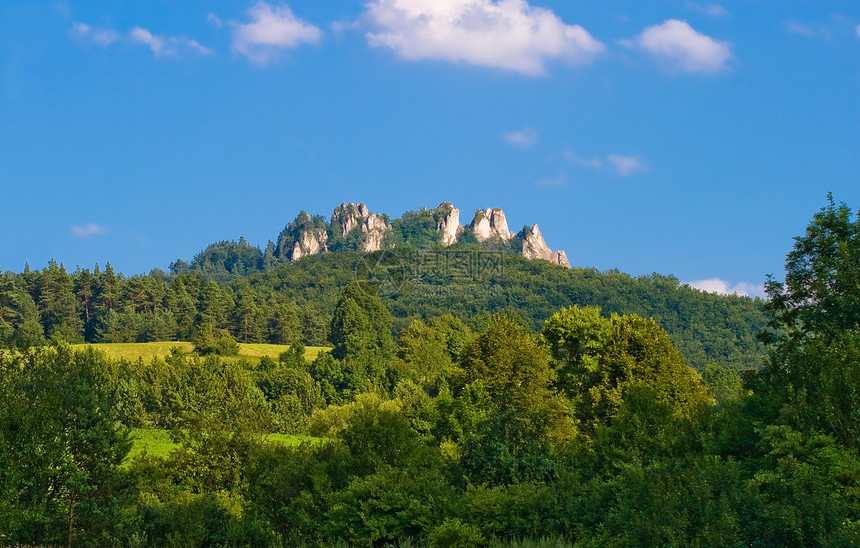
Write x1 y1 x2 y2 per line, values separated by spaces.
194 325 240 356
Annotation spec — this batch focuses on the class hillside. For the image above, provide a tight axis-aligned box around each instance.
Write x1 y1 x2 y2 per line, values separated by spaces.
0 201 768 371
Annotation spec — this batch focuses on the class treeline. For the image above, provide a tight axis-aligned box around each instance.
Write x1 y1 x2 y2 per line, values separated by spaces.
0 262 330 348
0 249 766 372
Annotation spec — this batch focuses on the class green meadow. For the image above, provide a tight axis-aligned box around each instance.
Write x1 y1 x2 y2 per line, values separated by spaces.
127 428 323 463
72 341 329 365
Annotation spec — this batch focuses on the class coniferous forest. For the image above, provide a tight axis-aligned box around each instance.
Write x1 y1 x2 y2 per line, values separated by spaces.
1 197 859 546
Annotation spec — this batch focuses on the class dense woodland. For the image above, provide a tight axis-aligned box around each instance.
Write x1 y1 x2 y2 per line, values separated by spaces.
2 197 859 546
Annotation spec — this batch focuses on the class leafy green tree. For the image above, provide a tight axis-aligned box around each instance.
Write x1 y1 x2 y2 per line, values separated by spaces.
193 324 240 356
754 196 860 449
396 319 455 388
309 351 348 405
0 346 131 546
737 425 860 546
763 193 860 344
456 316 572 485
169 276 198 340
329 282 395 391
701 363 745 408
458 316 568 434
233 288 264 342
301 304 330 346
540 306 711 437
539 305 612 397
73 267 97 341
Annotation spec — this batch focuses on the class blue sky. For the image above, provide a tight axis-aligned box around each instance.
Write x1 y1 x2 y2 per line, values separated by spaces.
1 1 858 297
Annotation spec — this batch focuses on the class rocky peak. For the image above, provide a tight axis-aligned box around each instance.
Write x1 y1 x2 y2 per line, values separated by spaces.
434 202 462 246
521 224 570 268
331 202 362 237
275 211 329 262
330 202 390 252
470 207 513 242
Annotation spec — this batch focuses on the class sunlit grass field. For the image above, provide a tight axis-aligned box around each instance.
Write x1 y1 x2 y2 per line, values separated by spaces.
72 341 328 364
126 428 322 463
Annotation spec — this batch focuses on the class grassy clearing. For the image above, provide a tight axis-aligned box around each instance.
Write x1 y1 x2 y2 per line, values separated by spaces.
126 428 323 463
72 341 329 364
127 427 177 460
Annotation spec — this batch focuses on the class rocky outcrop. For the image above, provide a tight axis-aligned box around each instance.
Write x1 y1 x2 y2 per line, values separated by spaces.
521 224 570 267
275 211 329 262
276 202 569 268
330 202 390 252
361 213 388 252
470 208 513 242
331 203 363 237
434 202 462 246
291 228 328 261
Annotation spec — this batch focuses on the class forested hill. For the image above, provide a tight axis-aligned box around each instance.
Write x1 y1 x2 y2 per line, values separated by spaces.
0 243 766 372
238 248 767 372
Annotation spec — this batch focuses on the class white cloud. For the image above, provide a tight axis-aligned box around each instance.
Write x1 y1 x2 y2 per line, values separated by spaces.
232 2 323 65
71 22 120 47
207 13 223 28
71 23 211 56
503 127 538 148
71 223 107 238
362 0 605 76
785 21 832 39
685 3 728 18
606 154 646 176
564 149 602 168
130 27 166 55
687 278 766 299
130 27 213 57
626 19 733 73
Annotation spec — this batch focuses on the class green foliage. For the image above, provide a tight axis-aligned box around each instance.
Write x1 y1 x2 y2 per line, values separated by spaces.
0 345 131 546
540 306 711 437
323 466 454 545
193 324 240 356
737 425 860 546
329 282 395 393
701 363 745 407
183 237 264 283
455 316 572 485
753 195 860 449
763 193 860 344
387 207 447 249
431 518 486 548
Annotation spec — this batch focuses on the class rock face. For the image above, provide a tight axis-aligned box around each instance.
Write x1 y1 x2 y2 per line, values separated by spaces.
434 202 462 246
361 212 388 252
521 224 570 267
291 228 328 261
330 202 390 253
331 202 362 237
470 208 513 242
275 211 329 262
